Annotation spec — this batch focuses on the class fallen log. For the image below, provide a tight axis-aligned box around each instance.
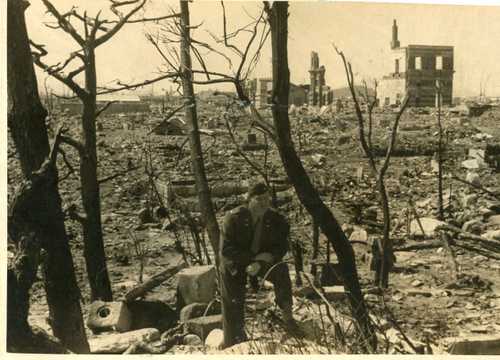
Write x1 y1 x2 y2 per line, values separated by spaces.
124 262 187 303
437 224 500 253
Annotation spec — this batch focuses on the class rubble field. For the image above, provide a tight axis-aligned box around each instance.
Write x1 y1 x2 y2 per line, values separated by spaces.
7 102 500 354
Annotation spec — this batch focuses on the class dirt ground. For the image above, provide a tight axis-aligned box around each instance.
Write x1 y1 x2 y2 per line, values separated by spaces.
8 102 500 354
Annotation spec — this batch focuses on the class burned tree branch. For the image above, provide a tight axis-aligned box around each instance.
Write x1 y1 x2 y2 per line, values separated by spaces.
95 101 117 118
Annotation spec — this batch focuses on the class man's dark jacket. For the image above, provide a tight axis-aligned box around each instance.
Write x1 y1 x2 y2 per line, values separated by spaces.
220 205 289 272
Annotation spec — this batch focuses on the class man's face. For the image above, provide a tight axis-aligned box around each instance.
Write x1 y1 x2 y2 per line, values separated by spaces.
249 191 271 213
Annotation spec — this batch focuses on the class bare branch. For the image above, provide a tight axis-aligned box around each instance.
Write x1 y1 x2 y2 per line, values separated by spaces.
57 148 76 182
95 101 117 118
220 1 244 57
334 44 377 174
96 73 176 95
30 40 86 99
42 0 85 45
60 134 85 156
380 95 410 176
94 0 147 47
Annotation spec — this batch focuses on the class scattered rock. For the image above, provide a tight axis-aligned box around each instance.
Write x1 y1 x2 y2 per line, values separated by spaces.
465 172 481 187
89 328 160 353
183 334 203 346
204 328 224 349
349 227 368 242
487 214 500 226
410 217 445 237
482 229 500 240
411 279 424 287
462 158 488 170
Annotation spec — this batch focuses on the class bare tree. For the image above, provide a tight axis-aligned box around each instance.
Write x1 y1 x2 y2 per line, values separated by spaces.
264 2 376 352
7 0 88 352
177 0 220 263
335 46 410 288
30 0 179 301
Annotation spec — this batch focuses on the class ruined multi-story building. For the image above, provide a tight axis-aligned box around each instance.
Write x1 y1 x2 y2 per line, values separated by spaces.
378 20 454 107
308 52 334 106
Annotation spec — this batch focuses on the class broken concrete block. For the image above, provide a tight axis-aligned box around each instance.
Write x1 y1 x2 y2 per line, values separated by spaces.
487 214 500 226
180 302 221 323
322 286 347 301
205 328 224 349
177 265 216 305
184 314 222 341
462 158 487 170
468 149 486 161
349 228 368 242
89 328 160 353
311 153 325 166
87 301 131 333
183 334 203 346
466 171 481 187
410 217 445 237
482 229 500 240
446 335 500 354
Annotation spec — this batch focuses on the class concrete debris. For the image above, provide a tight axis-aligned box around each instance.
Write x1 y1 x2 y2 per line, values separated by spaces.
461 158 488 169
464 171 482 189
177 265 216 306
184 314 222 341
87 301 132 334
89 328 160 353
446 335 500 355
410 217 446 237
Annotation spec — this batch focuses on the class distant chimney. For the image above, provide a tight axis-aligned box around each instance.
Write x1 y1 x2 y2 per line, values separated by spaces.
391 19 400 49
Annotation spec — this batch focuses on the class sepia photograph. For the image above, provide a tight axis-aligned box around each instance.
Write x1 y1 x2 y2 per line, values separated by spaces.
3 0 500 355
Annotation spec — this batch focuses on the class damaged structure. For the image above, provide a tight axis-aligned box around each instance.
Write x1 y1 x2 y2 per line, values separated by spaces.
378 20 454 107
308 51 334 107
249 78 308 109
249 52 334 109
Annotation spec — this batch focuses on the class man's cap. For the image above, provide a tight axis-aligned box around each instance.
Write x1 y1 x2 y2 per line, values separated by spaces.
247 182 269 199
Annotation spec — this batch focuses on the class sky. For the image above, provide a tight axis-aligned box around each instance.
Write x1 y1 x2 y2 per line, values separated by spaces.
19 1 500 97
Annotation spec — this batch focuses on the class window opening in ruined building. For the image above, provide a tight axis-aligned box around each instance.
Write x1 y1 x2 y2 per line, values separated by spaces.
395 59 400 74
436 56 443 70
385 97 390 105
415 56 422 70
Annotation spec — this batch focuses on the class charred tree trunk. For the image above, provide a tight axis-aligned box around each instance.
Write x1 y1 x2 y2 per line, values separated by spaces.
265 2 376 351
7 0 89 352
179 0 220 263
79 82 112 301
311 219 320 277
376 177 392 288
436 81 444 220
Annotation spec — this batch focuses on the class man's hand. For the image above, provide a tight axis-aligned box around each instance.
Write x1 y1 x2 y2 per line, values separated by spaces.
254 252 273 263
246 262 261 276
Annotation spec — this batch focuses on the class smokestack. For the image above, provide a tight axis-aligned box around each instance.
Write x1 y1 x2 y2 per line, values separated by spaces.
391 19 400 49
